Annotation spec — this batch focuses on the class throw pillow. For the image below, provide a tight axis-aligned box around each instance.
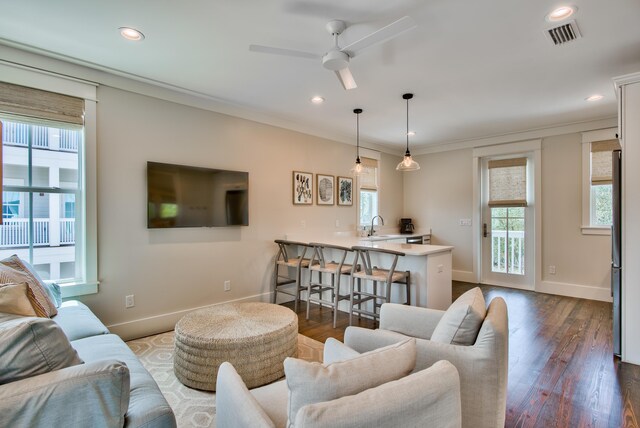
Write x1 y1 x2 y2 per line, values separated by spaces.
0 283 38 317
285 338 416 427
431 286 486 345
20 258 62 308
0 255 57 317
0 316 83 385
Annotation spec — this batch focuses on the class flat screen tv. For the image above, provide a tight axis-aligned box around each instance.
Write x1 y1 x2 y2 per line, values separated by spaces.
147 161 249 228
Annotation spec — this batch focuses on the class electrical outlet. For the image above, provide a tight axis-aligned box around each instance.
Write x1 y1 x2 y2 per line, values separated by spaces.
549 265 556 275
437 264 444 273
459 219 472 226
335 219 340 228
125 295 135 308
300 220 306 228
224 280 231 292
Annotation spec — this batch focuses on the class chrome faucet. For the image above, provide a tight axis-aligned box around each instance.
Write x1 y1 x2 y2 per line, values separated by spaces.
369 215 384 236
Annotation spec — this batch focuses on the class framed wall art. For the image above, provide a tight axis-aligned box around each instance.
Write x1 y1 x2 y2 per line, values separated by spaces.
292 171 313 205
316 174 335 205
337 176 353 206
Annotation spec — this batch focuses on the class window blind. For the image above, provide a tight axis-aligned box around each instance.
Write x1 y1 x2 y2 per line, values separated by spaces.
0 82 84 126
359 157 378 190
488 157 527 207
591 139 621 185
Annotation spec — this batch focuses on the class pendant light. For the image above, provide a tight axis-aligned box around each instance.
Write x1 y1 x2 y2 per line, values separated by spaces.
351 108 363 176
396 93 420 171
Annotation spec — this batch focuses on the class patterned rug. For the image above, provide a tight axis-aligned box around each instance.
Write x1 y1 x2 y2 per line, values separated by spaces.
127 331 324 428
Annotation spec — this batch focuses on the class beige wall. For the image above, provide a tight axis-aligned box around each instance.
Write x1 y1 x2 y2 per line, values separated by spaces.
80 86 402 338
403 132 611 298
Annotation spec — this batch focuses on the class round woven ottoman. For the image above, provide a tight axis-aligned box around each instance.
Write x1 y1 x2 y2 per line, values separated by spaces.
173 302 298 391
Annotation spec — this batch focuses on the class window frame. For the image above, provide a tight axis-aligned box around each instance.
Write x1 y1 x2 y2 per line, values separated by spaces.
581 128 618 235
356 149 381 229
0 62 98 297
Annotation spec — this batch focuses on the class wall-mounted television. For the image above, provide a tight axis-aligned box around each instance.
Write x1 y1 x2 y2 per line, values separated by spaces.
147 161 249 228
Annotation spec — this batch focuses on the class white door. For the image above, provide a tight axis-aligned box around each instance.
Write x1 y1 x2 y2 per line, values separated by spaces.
480 157 534 289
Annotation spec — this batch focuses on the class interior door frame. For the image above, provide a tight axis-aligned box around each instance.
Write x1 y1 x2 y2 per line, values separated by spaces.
472 139 542 291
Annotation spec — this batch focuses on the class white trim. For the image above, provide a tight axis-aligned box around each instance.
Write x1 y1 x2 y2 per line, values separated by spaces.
480 280 534 291
537 280 612 302
472 139 541 157
452 270 476 283
581 128 618 143
60 281 99 299
107 292 272 341
359 147 381 160
613 72 640 89
0 59 97 100
415 117 617 155
581 226 611 235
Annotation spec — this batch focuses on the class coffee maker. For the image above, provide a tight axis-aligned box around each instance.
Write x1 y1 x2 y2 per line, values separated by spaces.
400 218 415 234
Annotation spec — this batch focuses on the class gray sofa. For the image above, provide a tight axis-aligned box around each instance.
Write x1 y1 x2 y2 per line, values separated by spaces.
0 300 176 428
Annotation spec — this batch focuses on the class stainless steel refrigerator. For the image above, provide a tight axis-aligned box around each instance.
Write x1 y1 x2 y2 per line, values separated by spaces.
612 149 622 357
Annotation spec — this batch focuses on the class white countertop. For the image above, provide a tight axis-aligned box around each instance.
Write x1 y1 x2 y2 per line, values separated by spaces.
284 233 453 257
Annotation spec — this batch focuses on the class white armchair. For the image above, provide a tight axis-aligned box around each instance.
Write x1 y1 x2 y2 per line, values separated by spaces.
344 290 508 428
216 338 463 428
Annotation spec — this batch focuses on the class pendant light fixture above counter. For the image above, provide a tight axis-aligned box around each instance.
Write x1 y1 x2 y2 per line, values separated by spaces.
350 108 363 176
396 93 420 171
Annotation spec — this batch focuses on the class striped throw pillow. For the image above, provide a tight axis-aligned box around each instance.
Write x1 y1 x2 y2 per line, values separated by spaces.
0 255 57 318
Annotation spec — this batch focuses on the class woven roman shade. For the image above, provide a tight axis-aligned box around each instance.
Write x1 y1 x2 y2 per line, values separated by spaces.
488 158 527 207
591 139 621 185
359 157 378 190
0 82 84 126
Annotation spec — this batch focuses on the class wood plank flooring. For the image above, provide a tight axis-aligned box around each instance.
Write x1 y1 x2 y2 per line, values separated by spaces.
283 281 640 428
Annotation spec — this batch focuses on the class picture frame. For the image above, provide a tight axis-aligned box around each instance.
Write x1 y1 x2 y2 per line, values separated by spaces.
292 171 313 205
337 176 353 206
316 174 335 205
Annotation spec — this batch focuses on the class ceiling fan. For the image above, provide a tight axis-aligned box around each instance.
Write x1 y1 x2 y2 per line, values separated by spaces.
249 16 416 90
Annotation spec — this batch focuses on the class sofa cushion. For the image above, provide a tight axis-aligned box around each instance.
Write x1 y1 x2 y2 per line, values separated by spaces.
294 360 462 428
284 338 416 427
431 287 486 345
251 379 288 428
0 255 57 317
322 337 360 364
0 282 38 317
0 316 82 385
72 334 176 428
53 300 109 341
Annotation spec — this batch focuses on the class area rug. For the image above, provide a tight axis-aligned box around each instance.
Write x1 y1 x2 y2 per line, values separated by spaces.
127 331 324 428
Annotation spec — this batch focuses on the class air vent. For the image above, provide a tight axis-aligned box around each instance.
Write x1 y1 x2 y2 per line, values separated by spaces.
545 20 582 46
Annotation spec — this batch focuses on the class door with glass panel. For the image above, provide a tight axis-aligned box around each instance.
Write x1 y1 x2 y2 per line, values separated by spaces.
481 157 534 289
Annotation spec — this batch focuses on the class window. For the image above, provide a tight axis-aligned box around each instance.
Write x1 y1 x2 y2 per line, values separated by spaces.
0 75 98 296
581 130 620 234
358 157 379 226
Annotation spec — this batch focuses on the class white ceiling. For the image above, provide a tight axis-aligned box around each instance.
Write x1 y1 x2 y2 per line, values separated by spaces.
0 0 639 151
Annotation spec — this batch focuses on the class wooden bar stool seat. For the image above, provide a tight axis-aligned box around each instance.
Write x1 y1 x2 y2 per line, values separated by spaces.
349 246 410 325
306 242 355 328
273 240 311 313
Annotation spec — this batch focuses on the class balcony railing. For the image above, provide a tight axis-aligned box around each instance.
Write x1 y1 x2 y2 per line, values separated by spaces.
1 122 79 152
491 230 525 275
0 218 75 248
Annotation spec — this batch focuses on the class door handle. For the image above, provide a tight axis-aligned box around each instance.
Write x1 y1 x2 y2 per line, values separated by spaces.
483 223 488 238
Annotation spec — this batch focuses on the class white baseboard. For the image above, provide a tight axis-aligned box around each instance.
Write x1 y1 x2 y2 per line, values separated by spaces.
107 292 272 341
537 280 612 302
452 270 476 283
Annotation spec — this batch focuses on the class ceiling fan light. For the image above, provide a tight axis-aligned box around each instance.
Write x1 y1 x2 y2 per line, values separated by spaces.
336 68 357 90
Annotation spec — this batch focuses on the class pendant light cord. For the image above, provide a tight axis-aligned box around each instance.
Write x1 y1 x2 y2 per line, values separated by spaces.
406 97 410 154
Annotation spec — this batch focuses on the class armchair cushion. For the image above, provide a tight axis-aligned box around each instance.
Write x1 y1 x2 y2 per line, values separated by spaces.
323 337 360 364
0 316 82 385
431 287 486 345
294 360 462 428
284 338 416 428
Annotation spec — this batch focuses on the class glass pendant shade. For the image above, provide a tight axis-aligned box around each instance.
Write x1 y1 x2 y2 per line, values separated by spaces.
351 108 363 176
396 93 420 171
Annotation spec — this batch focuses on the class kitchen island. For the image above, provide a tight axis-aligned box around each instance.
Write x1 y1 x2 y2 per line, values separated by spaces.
284 233 453 311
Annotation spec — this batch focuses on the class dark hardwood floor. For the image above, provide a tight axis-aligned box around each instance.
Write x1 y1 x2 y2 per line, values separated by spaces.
283 281 640 428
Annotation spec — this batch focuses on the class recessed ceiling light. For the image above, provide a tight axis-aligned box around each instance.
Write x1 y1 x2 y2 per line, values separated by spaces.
585 94 604 102
310 96 325 104
119 27 145 41
546 6 576 22
407 131 416 136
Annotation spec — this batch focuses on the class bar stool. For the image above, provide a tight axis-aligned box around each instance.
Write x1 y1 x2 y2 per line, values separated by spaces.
349 246 410 325
272 240 312 312
306 243 355 328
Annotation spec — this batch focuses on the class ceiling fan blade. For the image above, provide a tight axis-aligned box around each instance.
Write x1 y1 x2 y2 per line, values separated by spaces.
249 44 320 60
335 68 357 90
341 16 416 57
